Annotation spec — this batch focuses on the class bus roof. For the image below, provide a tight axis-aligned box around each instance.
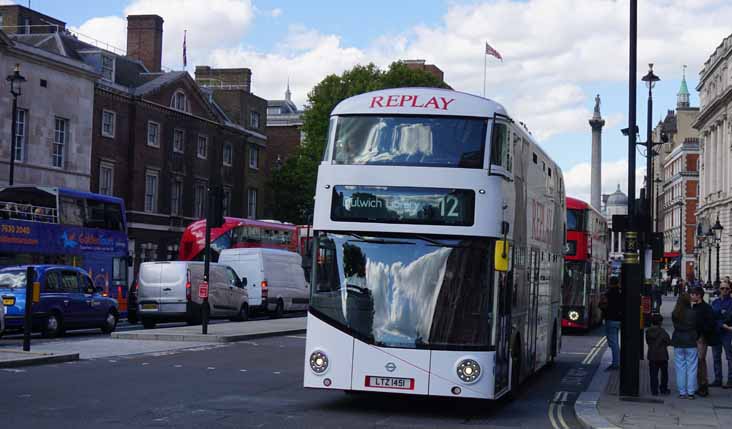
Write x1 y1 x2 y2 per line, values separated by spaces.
0 186 125 206
331 87 509 118
566 196 604 218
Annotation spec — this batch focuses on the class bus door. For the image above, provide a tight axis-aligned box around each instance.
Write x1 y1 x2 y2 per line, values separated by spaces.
527 248 540 372
493 244 513 395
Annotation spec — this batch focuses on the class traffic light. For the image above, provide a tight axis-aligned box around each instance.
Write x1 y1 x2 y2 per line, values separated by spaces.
207 185 225 228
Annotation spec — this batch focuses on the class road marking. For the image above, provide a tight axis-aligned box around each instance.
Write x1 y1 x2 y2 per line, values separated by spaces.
1 368 25 373
286 335 306 339
240 369 247 372
548 393 571 429
557 404 570 429
582 337 607 365
142 362 149 366
174 365 182 368
207 367 216 370
548 403 561 429
273 371 281 374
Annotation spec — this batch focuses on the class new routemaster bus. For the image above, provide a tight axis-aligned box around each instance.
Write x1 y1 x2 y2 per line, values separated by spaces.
562 196 608 331
304 88 565 400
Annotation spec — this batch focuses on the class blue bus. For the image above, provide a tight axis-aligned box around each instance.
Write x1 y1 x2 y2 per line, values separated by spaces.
0 186 130 314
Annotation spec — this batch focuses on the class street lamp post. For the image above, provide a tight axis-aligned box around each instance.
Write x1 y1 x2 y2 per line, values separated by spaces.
6 64 25 186
706 228 714 287
641 64 660 237
713 216 724 287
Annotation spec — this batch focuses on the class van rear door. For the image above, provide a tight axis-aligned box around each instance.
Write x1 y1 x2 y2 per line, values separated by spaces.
138 263 163 312
158 263 187 314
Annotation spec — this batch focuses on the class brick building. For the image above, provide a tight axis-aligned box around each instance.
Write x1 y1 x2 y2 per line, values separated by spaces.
7 10 268 274
266 83 303 172
0 4 65 35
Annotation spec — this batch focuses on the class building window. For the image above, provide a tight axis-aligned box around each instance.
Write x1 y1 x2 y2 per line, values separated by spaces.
173 129 185 153
249 145 259 170
52 117 68 168
247 188 257 219
144 170 159 213
250 111 260 129
171 178 183 216
147 121 160 147
197 135 208 159
194 183 206 219
101 55 115 82
223 187 232 216
99 162 114 196
101 110 116 138
223 143 233 166
171 90 188 112
14 109 26 162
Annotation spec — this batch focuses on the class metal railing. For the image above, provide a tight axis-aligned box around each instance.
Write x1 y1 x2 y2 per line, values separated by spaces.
0 201 58 224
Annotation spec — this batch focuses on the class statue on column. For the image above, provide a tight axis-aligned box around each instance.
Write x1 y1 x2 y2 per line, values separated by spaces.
594 94 601 115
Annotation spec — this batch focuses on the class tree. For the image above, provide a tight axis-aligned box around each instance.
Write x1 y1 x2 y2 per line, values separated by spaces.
270 61 449 224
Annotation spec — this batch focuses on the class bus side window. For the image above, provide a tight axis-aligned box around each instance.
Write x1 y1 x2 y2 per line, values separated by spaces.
490 122 509 171
86 199 106 229
105 203 124 231
59 197 85 226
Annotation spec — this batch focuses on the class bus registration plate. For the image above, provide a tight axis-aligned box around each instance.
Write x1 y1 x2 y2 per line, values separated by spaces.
365 376 414 390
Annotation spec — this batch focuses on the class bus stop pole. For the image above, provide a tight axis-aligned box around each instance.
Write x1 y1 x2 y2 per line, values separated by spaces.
202 216 211 335
22 266 33 351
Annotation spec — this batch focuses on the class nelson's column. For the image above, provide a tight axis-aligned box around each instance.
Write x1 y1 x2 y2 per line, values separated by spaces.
590 94 605 210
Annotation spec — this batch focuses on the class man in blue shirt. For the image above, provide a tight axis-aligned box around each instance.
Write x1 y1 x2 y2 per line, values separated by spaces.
711 280 732 388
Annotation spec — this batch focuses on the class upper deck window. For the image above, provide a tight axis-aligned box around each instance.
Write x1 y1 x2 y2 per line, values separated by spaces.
332 115 486 168
567 209 586 232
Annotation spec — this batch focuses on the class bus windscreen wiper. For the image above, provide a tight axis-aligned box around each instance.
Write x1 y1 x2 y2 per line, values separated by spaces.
413 234 469 248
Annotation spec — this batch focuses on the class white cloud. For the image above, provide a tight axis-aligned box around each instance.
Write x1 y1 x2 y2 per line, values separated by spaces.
564 159 646 204
69 0 732 139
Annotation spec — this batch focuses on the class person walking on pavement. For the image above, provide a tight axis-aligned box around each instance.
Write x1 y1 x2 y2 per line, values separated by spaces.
600 276 622 371
646 314 672 395
673 277 679 297
672 293 699 399
690 286 719 397
712 280 732 388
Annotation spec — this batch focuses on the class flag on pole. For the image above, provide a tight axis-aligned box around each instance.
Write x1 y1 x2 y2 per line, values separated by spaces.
183 30 187 68
485 42 503 61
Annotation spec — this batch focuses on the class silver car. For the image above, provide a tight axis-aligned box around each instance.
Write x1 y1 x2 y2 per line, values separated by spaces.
137 261 248 329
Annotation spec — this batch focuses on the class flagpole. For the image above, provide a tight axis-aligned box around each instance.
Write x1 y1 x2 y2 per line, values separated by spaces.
483 52 487 97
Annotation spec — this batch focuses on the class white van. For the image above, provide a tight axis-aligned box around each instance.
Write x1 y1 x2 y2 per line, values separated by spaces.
137 261 248 329
218 248 309 317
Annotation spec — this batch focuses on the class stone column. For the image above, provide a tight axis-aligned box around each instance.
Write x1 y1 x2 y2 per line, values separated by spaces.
589 95 605 211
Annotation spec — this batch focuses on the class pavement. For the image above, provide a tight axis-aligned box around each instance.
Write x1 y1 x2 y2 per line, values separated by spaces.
576 296 732 429
111 316 306 342
0 348 78 368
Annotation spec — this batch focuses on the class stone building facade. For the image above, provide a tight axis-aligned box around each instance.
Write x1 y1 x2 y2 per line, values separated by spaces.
695 33 732 283
653 70 700 280
0 30 97 190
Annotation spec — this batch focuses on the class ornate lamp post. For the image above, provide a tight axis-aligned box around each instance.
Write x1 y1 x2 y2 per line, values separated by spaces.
6 63 26 186
641 64 660 236
713 216 724 287
706 227 715 287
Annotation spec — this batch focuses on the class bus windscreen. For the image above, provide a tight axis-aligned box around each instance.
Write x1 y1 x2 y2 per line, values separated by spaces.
332 115 487 168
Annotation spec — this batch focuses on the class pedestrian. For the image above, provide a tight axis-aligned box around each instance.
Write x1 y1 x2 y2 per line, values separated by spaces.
673 277 679 297
599 276 622 371
690 286 719 397
672 293 699 399
646 313 671 395
712 280 732 388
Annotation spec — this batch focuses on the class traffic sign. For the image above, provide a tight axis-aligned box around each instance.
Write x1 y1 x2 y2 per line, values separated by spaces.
199 281 209 299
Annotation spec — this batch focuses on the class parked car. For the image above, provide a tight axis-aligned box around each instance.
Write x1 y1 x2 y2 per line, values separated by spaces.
219 248 309 318
0 265 119 337
137 261 248 329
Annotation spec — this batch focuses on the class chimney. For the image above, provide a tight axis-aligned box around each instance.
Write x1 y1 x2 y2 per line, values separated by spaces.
126 15 164 72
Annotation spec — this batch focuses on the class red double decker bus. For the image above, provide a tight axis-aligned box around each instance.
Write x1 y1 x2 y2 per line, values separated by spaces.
562 197 609 331
178 218 300 261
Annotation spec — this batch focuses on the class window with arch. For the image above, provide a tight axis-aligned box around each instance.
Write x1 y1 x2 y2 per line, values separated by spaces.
170 90 189 112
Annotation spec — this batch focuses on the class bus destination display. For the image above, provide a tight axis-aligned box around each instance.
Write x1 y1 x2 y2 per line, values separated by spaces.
331 186 474 226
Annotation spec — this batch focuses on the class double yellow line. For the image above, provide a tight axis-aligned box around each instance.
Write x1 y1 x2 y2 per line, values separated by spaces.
549 391 571 429
582 336 607 365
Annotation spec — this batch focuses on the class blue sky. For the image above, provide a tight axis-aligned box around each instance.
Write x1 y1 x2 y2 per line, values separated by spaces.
8 0 727 201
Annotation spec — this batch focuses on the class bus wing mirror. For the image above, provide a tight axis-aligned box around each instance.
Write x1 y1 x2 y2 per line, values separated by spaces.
495 240 509 272
241 277 248 286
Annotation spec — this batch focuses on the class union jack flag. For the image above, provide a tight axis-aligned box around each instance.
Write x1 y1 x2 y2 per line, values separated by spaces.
485 42 503 61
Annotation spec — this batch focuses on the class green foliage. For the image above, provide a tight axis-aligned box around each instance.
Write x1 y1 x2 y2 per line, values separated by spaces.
270 61 449 224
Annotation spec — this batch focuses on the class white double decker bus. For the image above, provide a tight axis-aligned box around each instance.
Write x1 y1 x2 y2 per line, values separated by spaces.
304 88 565 400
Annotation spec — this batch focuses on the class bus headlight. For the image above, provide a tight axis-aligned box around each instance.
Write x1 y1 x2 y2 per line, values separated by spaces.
568 310 580 321
456 359 481 384
309 350 329 374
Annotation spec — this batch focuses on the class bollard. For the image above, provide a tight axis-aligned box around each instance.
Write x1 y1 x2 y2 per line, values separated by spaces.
22 266 34 351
